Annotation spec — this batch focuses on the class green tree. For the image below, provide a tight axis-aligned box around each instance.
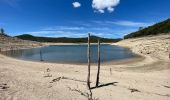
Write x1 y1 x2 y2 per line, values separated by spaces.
139 27 144 31
0 28 5 34
124 18 170 39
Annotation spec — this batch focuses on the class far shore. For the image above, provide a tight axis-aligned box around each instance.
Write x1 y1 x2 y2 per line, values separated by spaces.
0 42 113 52
43 42 113 45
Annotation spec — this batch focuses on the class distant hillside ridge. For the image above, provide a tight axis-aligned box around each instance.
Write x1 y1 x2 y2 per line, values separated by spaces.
124 18 170 39
0 33 42 51
0 34 38 44
16 34 122 43
0 33 24 43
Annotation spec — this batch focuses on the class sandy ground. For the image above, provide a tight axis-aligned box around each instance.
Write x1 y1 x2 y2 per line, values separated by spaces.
0 35 170 100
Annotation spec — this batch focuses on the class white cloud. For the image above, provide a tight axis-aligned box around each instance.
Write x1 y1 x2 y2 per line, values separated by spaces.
92 20 153 27
21 30 89 38
42 26 113 32
18 20 154 38
43 26 85 31
106 20 153 27
92 0 120 13
107 7 114 12
72 2 81 8
19 25 117 38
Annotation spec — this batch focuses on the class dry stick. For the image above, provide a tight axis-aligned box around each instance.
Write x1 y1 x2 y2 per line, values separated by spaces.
87 33 93 100
87 33 91 89
40 50 43 61
96 39 100 87
110 68 112 75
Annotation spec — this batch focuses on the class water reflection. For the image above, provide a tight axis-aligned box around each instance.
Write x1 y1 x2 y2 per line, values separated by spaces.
2 45 138 63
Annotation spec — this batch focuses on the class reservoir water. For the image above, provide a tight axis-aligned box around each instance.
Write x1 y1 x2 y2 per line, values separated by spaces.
2 44 138 64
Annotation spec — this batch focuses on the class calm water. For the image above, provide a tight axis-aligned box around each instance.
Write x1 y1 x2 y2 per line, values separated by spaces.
2 44 138 63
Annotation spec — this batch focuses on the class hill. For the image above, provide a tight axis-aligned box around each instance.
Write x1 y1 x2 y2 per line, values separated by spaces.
124 18 170 39
0 34 42 51
16 34 122 43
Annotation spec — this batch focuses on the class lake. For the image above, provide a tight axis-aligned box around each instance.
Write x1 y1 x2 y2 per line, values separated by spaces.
2 44 138 64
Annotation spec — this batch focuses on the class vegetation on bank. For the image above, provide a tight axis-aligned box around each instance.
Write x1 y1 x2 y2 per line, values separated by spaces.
16 34 121 43
124 18 170 39
0 28 9 37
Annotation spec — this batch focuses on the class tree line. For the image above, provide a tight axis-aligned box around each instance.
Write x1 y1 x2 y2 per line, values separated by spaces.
16 34 122 43
124 18 170 39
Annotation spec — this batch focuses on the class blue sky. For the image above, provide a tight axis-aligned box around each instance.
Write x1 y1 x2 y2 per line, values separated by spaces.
0 0 170 38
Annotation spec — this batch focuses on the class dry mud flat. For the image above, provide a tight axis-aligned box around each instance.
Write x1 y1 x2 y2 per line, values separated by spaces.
0 35 170 100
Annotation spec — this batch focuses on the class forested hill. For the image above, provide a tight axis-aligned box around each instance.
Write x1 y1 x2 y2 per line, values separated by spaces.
16 34 121 43
124 18 170 39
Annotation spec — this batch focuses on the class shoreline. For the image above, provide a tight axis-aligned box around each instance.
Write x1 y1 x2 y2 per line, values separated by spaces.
0 42 144 66
1 54 143 66
0 35 170 100
0 39 163 70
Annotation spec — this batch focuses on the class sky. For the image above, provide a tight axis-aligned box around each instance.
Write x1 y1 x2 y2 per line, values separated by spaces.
0 0 170 38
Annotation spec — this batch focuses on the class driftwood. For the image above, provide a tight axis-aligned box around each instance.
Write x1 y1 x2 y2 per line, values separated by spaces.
96 39 100 87
87 33 93 100
50 77 62 83
40 50 44 61
87 33 91 89
0 83 9 90
128 88 140 93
